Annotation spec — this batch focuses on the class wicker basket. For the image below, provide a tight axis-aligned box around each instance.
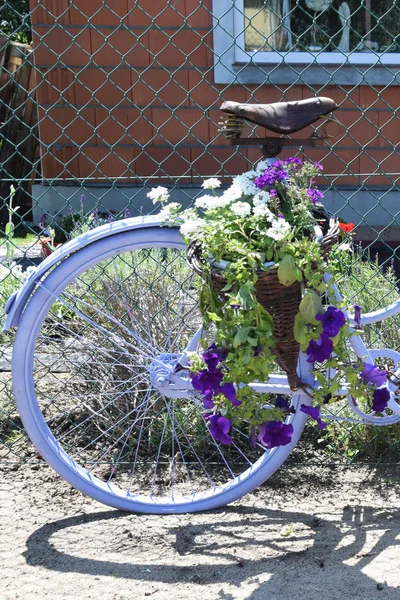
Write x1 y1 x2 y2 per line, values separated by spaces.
187 217 339 391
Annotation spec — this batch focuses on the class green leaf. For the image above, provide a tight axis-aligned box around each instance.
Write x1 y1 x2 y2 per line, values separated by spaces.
242 347 252 364
293 312 308 345
331 333 340 347
5 223 13 236
206 312 222 322
299 289 323 324
233 327 253 347
277 254 297 286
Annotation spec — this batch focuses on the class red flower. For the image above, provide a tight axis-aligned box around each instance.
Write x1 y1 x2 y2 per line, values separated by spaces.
339 222 355 233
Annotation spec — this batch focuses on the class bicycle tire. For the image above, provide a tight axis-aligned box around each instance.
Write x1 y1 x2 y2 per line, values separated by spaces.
13 226 311 513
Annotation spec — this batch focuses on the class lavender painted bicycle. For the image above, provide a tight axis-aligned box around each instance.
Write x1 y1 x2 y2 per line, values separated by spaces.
4 98 400 513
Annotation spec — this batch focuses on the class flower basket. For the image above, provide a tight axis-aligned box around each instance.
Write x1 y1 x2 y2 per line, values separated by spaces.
187 214 339 390
147 159 386 452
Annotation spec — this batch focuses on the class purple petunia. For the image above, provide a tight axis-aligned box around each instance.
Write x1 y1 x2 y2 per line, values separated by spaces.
190 345 240 407
307 188 324 205
353 304 361 327
249 425 256 449
314 162 324 171
316 306 346 337
206 414 232 445
306 333 334 363
191 369 223 407
220 382 242 406
257 421 294 448
275 395 290 410
300 404 327 430
202 345 222 372
275 395 295 414
253 345 264 357
201 392 214 409
359 362 387 388
372 387 390 413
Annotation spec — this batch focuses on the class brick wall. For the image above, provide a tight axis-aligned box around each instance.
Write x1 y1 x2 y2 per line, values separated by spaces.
30 0 394 186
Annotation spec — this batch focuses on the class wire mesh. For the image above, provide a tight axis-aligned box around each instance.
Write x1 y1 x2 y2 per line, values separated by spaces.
1 0 400 467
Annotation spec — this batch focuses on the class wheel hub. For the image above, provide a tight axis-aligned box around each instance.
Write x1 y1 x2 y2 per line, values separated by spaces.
150 353 193 398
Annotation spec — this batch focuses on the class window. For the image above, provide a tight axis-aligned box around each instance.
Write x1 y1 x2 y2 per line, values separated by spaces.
235 0 400 64
212 0 400 84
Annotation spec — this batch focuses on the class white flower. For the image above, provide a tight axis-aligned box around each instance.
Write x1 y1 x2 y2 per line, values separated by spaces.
264 217 292 241
147 186 170 204
233 173 258 196
336 242 353 252
196 194 233 210
180 218 205 237
252 204 274 220
255 159 269 173
201 178 221 190
195 194 217 209
230 201 251 217
221 183 243 204
253 192 270 206
158 202 181 221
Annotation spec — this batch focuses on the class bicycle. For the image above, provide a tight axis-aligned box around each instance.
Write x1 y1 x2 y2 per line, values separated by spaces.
4 97 400 514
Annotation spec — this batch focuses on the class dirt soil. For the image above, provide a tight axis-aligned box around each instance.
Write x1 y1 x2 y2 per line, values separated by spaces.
1 462 400 600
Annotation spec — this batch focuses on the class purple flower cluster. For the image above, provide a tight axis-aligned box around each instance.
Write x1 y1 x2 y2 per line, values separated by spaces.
307 188 324 205
359 362 386 387
359 362 389 413
254 165 288 189
276 395 296 414
353 304 361 326
285 157 303 166
205 414 232 445
306 306 346 364
257 421 294 448
300 404 327 430
316 306 346 337
372 387 390 412
190 345 240 410
306 333 333 363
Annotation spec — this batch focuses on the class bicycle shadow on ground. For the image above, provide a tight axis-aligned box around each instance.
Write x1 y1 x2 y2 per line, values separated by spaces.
23 502 400 597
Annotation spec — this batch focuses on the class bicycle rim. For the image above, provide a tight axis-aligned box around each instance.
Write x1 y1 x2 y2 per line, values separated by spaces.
13 227 309 513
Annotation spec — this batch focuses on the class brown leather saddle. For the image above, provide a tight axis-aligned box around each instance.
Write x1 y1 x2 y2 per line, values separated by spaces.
220 97 337 135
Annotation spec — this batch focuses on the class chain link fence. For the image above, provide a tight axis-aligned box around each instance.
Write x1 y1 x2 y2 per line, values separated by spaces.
1 0 400 466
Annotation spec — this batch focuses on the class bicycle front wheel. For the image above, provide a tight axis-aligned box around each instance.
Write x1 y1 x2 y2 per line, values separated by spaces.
13 226 309 513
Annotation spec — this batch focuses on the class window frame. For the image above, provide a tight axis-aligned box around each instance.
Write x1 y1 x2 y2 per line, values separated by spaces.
212 0 400 85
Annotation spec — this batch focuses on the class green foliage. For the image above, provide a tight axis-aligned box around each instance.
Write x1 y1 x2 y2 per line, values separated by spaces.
332 245 400 350
323 247 400 460
0 0 31 43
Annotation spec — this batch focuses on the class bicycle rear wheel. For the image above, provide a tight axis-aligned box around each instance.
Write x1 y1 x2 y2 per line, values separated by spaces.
13 227 310 513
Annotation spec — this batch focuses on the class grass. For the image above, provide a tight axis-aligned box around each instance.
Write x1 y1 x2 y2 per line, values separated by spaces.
0 233 39 248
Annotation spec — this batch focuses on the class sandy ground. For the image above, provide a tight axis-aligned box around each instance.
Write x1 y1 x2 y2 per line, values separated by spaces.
1 462 400 600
